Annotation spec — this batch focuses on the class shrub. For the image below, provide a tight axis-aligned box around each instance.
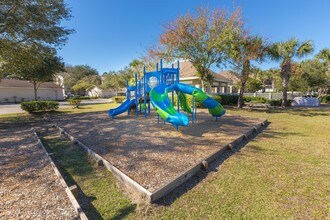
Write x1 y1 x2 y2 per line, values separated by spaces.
68 99 82 108
266 99 293 106
72 95 91 100
218 94 239 105
21 101 59 113
266 99 281 106
113 96 126 103
170 93 233 108
210 94 222 104
319 94 330 103
169 93 203 108
244 96 267 104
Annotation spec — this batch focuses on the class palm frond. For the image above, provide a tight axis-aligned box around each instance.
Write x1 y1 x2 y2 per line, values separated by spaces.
297 40 314 57
315 48 330 62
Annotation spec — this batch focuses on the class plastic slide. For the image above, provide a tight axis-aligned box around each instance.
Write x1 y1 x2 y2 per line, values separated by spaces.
150 84 189 126
150 83 225 126
108 99 135 117
178 92 192 114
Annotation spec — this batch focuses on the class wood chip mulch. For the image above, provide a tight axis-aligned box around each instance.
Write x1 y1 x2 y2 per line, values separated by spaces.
58 110 265 192
0 127 77 219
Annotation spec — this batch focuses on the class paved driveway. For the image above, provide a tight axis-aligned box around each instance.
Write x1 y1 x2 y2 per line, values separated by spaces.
0 99 110 115
0 104 24 114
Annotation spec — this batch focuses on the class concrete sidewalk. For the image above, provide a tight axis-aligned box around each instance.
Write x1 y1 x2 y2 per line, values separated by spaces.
0 99 110 115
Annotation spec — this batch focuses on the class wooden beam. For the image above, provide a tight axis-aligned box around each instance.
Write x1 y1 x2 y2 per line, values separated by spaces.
149 119 268 202
55 126 152 201
33 129 88 220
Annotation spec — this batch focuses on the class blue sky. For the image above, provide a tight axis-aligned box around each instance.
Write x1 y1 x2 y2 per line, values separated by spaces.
59 0 330 74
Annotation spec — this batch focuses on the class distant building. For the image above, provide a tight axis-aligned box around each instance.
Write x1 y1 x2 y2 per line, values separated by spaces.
217 71 240 93
179 61 230 93
87 86 126 98
53 72 72 96
0 79 64 103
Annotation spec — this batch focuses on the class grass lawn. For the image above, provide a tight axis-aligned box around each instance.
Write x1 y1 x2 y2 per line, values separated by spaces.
2 104 329 219
39 129 135 219
0 103 118 129
143 107 330 219
57 103 118 114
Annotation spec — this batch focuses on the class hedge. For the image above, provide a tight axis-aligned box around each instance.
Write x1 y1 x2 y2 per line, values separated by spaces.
319 94 330 103
218 94 239 105
71 95 98 100
68 99 82 108
266 99 292 106
243 96 267 104
21 101 59 113
170 93 238 108
170 93 203 108
113 96 126 103
165 92 308 108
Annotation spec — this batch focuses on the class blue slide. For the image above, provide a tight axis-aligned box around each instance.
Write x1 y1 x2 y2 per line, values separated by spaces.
109 99 135 117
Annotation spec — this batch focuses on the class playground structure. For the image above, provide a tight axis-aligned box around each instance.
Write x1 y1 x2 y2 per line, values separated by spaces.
109 60 226 129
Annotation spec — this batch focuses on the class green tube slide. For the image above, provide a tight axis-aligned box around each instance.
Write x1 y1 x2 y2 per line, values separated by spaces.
178 92 192 114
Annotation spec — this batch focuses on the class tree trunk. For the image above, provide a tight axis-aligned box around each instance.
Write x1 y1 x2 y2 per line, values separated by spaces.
238 60 250 108
33 81 38 101
280 61 291 108
238 80 246 108
282 79 288 107
201 79 205 92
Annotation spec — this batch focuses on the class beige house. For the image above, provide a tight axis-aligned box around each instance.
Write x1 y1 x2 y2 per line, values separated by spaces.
87 86 126 98
218 71 240 93
0 79 64 103
179 61 231 93
53 72 72 96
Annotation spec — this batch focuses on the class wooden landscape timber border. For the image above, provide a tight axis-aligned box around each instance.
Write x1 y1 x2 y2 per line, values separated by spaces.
150 118 268 201
54 118 267 203
54 125 153 201
32 128 88 220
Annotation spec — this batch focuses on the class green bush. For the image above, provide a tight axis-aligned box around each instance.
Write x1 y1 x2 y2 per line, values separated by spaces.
266 99 281 106
266 99 293 106
68 99 82 108
170 93 235 108
210 94 222 104
319 94 330 103
169 93 204 108
113 96 126 103
72 95 91 100
219 94 239 105
21 101 59 113
244 96 267 104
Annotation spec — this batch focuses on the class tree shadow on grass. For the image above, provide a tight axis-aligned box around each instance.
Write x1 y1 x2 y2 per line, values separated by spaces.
267 107 330 117
40 131 136 220
112 205 137 220
229 106 330 117
154 123 272 206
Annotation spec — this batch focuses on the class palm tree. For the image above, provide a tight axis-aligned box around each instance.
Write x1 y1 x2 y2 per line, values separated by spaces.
228 35 266 108
268 38 314 107
315 48 330 95
316 48 330 62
